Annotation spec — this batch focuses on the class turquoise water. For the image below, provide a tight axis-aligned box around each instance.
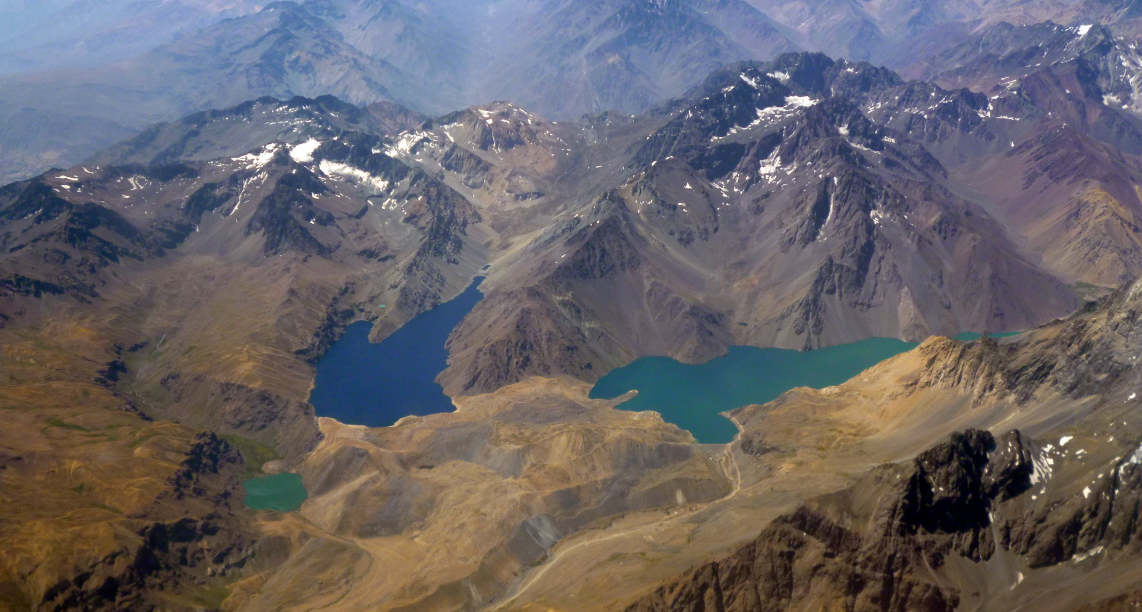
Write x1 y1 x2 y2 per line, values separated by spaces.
309 277 483 427
589 338 918 444
243 473 307 511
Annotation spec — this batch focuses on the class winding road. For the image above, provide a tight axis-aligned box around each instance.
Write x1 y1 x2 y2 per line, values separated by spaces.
493 419 745 610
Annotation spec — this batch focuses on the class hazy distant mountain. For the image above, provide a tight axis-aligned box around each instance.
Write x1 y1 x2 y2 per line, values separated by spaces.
743 0 1086 65
468 0 797 117
917 21 1142 112
5 0 1142 185
0 0 264 73
0 0 797 184
0 2 414 185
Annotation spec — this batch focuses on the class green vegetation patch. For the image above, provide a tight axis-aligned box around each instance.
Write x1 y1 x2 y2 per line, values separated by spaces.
221 434 280 477
45 417 90 431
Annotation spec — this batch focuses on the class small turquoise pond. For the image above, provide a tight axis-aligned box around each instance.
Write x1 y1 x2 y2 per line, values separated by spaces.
309 277 484 427
243 473 307 511
589 338 919 444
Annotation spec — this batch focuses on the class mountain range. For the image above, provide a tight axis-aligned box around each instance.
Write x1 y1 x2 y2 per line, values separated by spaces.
6 3 1142 611
8 0 1142 185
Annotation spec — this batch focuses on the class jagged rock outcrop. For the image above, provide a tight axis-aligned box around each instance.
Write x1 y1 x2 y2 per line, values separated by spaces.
629 427 1142 611
33 433 257 611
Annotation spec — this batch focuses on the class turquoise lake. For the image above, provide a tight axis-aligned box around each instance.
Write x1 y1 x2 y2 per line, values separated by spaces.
308 267 1016 441
589 338 919 444
308 277 484 427
243 473 307 511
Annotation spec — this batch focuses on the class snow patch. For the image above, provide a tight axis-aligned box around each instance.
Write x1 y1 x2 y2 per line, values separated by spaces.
785 95 818 108
319 160 390 192
739 73 760 89
289 138 321 163
710 96 820 143
386 131 430 157
1059 435 1074 447
759 149 781 178
1073 545 1104 563
767 71 790 83
1077 24 1092 38
1030 445 1055 485
233 143 281 170
230 172 267 217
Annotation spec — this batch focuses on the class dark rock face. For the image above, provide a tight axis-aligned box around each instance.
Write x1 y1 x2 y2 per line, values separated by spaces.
629 425 1140 611
295 283 358 365
169 433 245 501
440 145 491 188
910 282 1142 404
628 502 957 612
899 430 997 536
0 180 163 300
0 274 66 298
38 434 255 611
92 96 394 169
246 165 334 256
628 429 998 611
551 198 643 282
1003 446 1142 569
147 372 322 460
401 173 480 263
445 286 610 394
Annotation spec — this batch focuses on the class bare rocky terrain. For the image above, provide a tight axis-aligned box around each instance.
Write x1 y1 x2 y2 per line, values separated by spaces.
6 37 1142 611
630 279 1142 610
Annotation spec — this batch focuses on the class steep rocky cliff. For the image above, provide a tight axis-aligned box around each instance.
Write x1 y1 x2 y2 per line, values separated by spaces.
630 424 1142 611
628 278 1142 611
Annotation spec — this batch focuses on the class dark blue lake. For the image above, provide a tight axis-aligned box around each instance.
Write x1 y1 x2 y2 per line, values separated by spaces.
589 338 918 444
308 277 483 427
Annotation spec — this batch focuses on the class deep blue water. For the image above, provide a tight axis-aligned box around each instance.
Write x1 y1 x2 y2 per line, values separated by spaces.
589 338 918 444
308 277 483 427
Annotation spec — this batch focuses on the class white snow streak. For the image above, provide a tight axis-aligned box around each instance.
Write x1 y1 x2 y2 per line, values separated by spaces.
289 138 321 163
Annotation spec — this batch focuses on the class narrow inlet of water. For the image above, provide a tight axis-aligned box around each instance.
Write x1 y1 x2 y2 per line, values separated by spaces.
308 277 483 427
